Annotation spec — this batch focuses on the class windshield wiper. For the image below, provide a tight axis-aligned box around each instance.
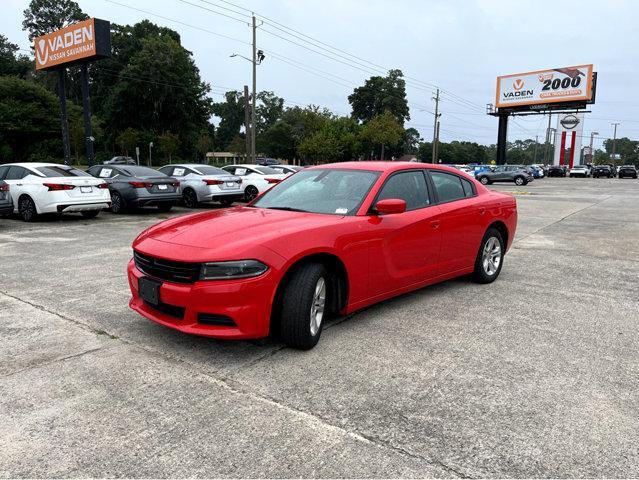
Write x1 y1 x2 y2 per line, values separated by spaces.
265 206 309 212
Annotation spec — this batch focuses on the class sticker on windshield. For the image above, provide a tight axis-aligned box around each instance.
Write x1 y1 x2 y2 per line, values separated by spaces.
235 168 247 175
173 168 185 176
335 208 348 214
99 168 112 178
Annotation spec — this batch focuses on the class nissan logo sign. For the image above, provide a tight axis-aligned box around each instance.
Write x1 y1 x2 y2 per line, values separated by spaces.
560 115 580 129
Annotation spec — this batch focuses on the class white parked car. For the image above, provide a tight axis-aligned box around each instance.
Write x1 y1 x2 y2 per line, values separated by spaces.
569 165 590 178
270 165 304 176
0 163 110 221
221 164 288 201
158 164 243 208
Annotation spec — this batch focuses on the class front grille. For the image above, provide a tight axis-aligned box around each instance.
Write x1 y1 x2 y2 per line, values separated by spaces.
198 313 236 327
134 251 201 284
144 300 185 319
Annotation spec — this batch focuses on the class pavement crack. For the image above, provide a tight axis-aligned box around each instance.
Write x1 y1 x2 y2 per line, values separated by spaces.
1 347 104 378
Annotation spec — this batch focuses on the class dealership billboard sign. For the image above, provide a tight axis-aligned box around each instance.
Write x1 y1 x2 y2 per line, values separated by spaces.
34 18 111 71
495 64 594 109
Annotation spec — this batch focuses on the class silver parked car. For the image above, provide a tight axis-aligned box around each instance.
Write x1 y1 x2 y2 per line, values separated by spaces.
158 164 243 208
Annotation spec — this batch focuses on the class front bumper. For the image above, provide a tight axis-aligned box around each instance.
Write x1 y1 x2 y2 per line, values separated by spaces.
127 259 278 339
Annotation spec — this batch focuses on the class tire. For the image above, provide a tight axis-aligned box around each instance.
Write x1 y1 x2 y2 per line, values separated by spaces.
473 227 505 284
182 188 198 208
514 176 527 186
18 196 37 222
244 185 259 202
157 204 173 212
479 176 490 185
111 191 125 214
80 210 100 219
220 198 234 207
279 263 329 350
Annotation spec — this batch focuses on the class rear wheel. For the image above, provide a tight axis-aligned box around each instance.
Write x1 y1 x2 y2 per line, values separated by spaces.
220 198 234 207
18 196 37 222
111 191 125 214
514 176 527 186
473 228 504 284
80 210 100 219
244 185 259 202
279 263 328 350
479 176 490 185
157 203 173 212
182 188 198 208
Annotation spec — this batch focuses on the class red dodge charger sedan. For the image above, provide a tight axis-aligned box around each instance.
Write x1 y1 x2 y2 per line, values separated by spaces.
128 162 517 349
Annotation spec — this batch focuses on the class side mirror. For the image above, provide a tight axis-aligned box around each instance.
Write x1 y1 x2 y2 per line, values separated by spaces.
374 198 406 215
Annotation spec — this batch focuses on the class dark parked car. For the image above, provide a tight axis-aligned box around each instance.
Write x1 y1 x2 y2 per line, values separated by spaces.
547 165 566 177
592 165 613 178
87 165 181 213
0 180 12 216
104 156 137 165
476 165 533 186
256 157 280 166
618 165 638 179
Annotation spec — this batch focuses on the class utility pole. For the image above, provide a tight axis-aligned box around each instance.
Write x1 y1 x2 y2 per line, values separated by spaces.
244 85 251 161
589 131 599 164
251 15 257 164
431 88 441 164
533 135 538 164
435 121 440 162
611 122 620 166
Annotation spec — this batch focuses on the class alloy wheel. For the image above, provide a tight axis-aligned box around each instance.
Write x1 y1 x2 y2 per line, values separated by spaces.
245 186 258 201
309 277 326 336
482 237 502 276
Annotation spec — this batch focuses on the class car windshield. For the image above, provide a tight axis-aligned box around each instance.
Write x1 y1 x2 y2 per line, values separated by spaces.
119 166 166 178
36 166 90 177
192 166 229 175
253 168 380 215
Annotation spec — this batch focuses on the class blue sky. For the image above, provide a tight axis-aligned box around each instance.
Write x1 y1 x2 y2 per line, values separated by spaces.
3 0 638 147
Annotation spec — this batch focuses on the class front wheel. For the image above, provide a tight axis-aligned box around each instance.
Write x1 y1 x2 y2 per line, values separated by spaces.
244 185 259 202
111 191 125 214
473 228 504 284
514 176 527 186
182 189 198 208
279 263 328 350
479 176 490 185
80 210 100 219
18 196 37 222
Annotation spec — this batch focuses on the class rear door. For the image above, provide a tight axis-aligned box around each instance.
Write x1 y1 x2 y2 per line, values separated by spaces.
428 170 486 274
367 170 443 297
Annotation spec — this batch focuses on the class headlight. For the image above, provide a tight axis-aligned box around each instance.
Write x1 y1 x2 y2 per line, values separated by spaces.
200 260 268 280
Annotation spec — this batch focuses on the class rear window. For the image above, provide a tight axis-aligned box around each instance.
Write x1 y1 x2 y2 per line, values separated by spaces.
36 166 90 177
193 166 229 175
119 166 166 178
255 166 279 174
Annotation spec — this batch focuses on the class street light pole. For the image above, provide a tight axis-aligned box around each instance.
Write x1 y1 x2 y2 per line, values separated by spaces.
251 15 257 164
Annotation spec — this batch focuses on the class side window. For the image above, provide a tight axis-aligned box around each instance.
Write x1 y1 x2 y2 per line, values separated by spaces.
431 171 466 203
377 171 430 211
235 168 248 176
172 167 189 176
461 177 475 198
158 166 173 176
223 167 235 175
5 166 27 180
0 166 8 180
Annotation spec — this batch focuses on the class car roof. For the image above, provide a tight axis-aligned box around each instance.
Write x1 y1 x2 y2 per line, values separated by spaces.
1 162 68 168
306 161 467 174
164 164 212 168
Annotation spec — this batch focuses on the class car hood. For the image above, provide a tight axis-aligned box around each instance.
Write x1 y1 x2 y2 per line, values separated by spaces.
134 206 346 261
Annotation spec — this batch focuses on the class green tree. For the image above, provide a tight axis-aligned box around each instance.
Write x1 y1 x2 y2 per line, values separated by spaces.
158 131 180 163
603 137 638 165
348 69 410 125
116 128 139 157
256 91 284 134
102 34 211 159
0 35 32 78
0 76 60 162
227 135 246 155
196 131 213 161
211 91 245 151
298 116 361 163
360 111 404 160
22 0 87 42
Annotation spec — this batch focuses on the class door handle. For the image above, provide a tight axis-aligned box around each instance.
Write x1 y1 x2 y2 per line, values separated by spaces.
430 220 440 229
16 183 23 186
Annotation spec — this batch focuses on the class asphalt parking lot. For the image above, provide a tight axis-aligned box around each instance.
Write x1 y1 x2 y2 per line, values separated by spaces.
1 177 638 478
